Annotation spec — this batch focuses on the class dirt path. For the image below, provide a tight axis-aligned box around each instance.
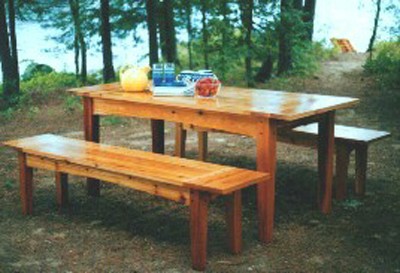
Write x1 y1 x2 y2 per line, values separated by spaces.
0 54 399 272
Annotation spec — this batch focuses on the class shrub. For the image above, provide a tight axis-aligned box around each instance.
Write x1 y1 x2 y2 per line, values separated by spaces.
19 72 79 105
364 40 400 90
291 41 338 77
22 62 55 81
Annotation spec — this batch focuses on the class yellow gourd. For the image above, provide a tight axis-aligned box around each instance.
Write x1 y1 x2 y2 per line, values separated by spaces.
120 65 151 92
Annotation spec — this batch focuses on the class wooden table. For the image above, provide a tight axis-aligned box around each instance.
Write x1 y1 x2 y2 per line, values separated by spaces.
69 83 359 243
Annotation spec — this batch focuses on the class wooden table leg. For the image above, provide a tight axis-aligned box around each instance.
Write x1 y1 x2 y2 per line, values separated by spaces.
151 119 165 154
226 190 242 254
18 152 33 215
83 97 100 196
174 123 187 157
56 172 68 210
317 111 335 214
198 131 208 162
190 191 209 271
256 120 277 244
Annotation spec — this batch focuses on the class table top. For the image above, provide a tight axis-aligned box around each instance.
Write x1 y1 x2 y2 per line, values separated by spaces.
69 83 359 121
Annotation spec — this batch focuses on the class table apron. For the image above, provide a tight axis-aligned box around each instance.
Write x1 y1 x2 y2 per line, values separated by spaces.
93 98 262 137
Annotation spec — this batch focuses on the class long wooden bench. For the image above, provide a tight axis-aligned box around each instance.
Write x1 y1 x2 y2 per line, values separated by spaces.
3 134 270 271
176 123 390 200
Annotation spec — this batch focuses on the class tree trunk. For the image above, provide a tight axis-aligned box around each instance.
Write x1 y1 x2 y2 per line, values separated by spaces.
303 0 316 41
146 0 159 65
73 32 80 78
100 0 115 83
219 0 229 79
79 32 87 84
278 0 292 75
255 53 273 82
69 0 80 79
185 0 193 69
200 0 209 69
0 0 17 107
367 0 381 54
7 0 19 94
240 0 254 87
163 0 176 63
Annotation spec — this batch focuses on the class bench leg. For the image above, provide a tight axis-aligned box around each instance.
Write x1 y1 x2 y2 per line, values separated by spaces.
198 132 208 162
18 152 33 215
174 123 187 158
190 191 209 271
335 144 352 200
355 144 368 197
56 172 68 210
226 190 242 254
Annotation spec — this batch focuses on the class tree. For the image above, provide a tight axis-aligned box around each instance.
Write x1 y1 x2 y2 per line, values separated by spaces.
69 0 87 83
100 0 115 82
303 0 316 41
184 0 193 69
239 0 254 87
278 0 305 75
367 0 382 54
278 0 293 74
23 0 95 84
146 0 159 65
0 0 19 107
158 0 177 63
200 0 209 69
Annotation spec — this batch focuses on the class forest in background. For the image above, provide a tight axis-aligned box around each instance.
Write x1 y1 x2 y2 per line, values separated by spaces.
0 0 399 110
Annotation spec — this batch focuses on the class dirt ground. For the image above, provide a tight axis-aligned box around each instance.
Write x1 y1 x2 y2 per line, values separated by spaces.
0 53 399 272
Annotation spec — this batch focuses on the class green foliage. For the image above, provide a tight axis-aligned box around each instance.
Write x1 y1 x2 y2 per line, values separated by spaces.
102 116 125 126
64 96 82 112
364 40 400 90
19 72 78 105
291 41 337 76
22 62 54 81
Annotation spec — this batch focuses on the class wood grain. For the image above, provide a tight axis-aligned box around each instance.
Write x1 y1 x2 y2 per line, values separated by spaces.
83 97 100 197
68 83 359 121
335 144 352 200
256 120 276 243
4 134 269 196
198 131 208 162
18 152 33 215
355 144 368 196
174 123 186 157
318 112 335 213
55 172 68 209
226 190 242 254
190 190 209 271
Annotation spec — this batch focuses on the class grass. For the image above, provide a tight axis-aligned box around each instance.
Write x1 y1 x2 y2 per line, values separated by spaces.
0 53 399 272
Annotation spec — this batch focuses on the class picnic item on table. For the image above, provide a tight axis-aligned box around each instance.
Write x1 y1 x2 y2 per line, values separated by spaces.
119 65 151 92
152 63 164 86
164 63 175 83
177 70 216 82
195 77 221 98
152 82 195 97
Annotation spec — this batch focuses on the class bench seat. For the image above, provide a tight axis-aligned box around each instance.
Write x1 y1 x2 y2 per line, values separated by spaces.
176 123 390 200
4 134 270 271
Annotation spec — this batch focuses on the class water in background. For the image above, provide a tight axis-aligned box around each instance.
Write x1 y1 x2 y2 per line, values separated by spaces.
0 0 396 82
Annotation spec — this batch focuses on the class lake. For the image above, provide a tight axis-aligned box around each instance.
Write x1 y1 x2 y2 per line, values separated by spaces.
0 0 397 81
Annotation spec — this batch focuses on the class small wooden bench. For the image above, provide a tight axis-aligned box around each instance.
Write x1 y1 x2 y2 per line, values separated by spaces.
176 123 390 200
279 123 390 199
3 134 270 271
